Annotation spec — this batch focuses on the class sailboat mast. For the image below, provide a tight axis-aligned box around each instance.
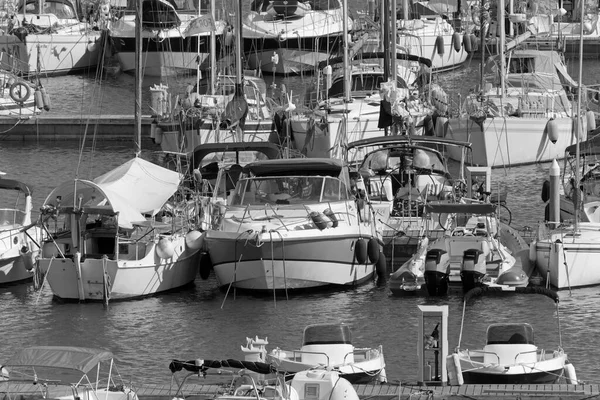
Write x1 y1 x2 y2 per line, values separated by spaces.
135 0 142 155
343 0 350 103
479 0 486 94
236 0 243 89
210 0 216 94
498 0 505 99
574 0 585 229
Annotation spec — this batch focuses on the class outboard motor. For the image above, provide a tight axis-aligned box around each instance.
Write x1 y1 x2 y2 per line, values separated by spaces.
423 248 450 296
460 248 486 292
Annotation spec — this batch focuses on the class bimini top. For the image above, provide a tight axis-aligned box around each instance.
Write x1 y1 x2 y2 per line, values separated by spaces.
245 158 344 178
486 323 535 345
0 178 31 196
5 346 114 374
302 323 352 346
43 157 181 229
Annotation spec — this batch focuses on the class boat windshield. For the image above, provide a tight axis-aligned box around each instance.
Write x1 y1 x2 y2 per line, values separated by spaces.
21 0 76 18
231 176 350 205
486 323 535 345
303 324 352 345
359 147 446 175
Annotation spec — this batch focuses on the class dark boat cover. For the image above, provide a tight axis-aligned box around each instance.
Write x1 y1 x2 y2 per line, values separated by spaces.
0 178 31 195
463 286 560 303
244 158 343 177
169 359 277 375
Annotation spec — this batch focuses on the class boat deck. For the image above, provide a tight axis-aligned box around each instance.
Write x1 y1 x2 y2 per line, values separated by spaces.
3 382 598 400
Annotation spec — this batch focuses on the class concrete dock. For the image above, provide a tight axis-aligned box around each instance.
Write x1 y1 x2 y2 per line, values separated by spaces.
0 115 154 141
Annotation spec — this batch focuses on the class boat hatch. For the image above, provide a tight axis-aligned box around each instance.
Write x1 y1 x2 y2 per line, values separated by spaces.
486 323 534 345
302 324 352 346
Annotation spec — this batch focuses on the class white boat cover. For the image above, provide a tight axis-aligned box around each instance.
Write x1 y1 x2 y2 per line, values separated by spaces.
6 346 113 374
44 157 181 229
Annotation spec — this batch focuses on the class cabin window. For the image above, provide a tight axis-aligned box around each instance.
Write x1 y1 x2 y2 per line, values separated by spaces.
236 176 349 205
507 57 535 74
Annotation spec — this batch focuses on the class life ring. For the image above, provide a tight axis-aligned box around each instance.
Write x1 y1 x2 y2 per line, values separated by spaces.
9 81 31 103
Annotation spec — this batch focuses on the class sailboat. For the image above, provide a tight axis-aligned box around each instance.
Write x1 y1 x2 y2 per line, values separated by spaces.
35 0 203 302
0 0 102 76
242 0 352 75
444 0 582 168
530 0 600 290
151 0 276 153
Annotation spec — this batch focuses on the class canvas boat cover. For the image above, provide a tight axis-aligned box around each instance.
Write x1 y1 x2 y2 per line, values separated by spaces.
6 346 113 374
424 202 496 215
43 157 181 229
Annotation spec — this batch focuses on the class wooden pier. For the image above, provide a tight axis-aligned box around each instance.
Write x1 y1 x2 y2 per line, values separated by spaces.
2 382 599 400
0 115 155 141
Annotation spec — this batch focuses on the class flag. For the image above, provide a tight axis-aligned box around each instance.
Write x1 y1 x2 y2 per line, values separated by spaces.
182 14 216 37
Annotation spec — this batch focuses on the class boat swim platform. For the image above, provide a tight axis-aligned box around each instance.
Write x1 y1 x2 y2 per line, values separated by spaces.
0 115 156 141
2 382 599 400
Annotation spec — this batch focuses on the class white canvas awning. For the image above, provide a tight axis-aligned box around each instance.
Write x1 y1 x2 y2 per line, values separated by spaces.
43 158 181 229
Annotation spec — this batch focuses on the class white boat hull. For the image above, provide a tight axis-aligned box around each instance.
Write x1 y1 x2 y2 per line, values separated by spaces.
206 230 377 290
38 238 200 300
446 116 578 167
0 31 102 76
534 223 600 289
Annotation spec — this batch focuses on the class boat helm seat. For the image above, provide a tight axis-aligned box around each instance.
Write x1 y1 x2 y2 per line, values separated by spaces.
482 344 537 365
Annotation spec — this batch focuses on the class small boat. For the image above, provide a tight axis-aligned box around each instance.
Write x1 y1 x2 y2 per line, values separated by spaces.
0 0 102 76
450 286 577 385
390 202 532 296
261 323 387 384
169 355 362 400
203 157 384 292
36 157 204 302
0 174 44 286
1 346 138 400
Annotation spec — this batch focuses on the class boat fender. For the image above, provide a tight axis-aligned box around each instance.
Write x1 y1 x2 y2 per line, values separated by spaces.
224 27 234 47
309 211 332 230
185 230 204 251
150 118 157 139
40 86 50 111
463 33 472 53
87 39 98 53
546 118 560 144
375 252 387 283
199 251 213 280
367 237 380 263
564 362 578 384
355 238 368 264
470 34 478 52
156 237 175 259
446 354 464 385
20 246 34 271
435 35 445 55
154 126 163 144
452 32 462 52
541 179 550 203
586 110 596 132
34 87 43 109
323 208 338 227
9 80 31 103
529 240 537 263
424 114 435 135
584 21 593 34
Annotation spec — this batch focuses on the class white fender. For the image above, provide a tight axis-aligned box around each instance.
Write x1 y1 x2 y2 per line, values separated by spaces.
446 353 464 385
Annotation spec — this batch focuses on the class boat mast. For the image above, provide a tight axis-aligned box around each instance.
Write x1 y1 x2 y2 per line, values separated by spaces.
479 0 486 95
235 0 243 92
498 0 505 99
574 0 585 230
209 0 216 94
342 0 350 103
134 0 142 155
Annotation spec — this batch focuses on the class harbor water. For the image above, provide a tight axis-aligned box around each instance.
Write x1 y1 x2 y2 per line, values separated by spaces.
1 57 600 388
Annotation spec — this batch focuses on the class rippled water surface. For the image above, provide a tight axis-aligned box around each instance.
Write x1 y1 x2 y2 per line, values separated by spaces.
1 47 600 389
